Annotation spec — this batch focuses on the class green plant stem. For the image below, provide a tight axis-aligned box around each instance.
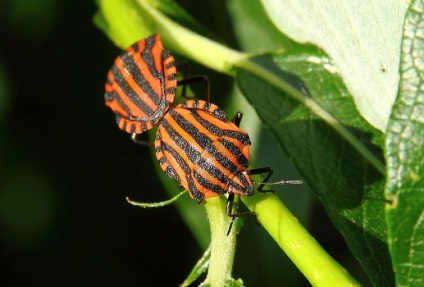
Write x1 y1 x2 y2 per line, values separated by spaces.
202 197 237 287
96 0 150 48
135 0 245 75
97 0 245 71
242 193 361 287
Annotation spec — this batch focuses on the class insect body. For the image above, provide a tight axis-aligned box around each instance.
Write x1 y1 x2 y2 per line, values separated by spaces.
104 34 177 134
155 100 256 203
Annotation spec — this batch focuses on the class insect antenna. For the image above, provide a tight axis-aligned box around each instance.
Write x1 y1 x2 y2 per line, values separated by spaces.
255 179 304 186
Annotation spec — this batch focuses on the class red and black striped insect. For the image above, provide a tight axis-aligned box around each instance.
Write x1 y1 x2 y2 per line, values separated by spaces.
104 34 273 225
105 34 208 138
104 34 177 134
154 99 273 214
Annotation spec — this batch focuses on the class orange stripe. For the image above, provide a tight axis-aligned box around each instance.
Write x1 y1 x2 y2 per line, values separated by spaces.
130 48 163 108
164 108 241 192
113 56 158 115
157 126 190 191
150 34 165 76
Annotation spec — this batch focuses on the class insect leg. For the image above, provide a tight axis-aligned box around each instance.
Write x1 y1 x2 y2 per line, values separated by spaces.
177 76 210 102
230 112 243 127
176 60 190 79
175 61 210 101
248 167 274 192
130 133 154 147
226 193 257 235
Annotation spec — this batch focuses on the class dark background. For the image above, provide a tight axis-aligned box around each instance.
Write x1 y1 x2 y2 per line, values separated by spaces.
0 1 368 286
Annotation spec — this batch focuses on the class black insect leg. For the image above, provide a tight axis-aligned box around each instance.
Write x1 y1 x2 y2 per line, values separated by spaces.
175 61 210 102
226 167 274 235
226 193 256 236
230 112 243 127
248 167 274 192
177 76 210 102
130 133 154 147
176 60 190 79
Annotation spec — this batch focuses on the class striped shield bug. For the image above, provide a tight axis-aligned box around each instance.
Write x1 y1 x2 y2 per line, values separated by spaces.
104 34 177 134
154 99 274 223
104 34 209 141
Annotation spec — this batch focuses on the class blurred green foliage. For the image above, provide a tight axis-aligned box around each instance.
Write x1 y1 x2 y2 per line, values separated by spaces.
0 170 55 243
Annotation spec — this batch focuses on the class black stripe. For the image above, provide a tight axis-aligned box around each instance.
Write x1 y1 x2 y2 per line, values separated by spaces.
213 108 230 121
219 138 249 167
120 53 161 110
158 139 205 201
106 76 134 116
165 166 179 181
165 61 175 69
193 170 227 195
200 101 209 110
110 64 155 116
160 119 201 164
195 155 248 194
193 109 250 145
163 112 246 190
163 50 173 62
166 87 176 94
143 36 160 79
231 172 254 195
104 91 114 102
191 109 225 136
186 175 204 202
171 110 242 174
184 100 228 122
159 141 191 177
169 110 212 151
140 122 148 132
167 73 177 81
160 118 231 187
131 41 141 53
224 130 250 144
158 156 166 165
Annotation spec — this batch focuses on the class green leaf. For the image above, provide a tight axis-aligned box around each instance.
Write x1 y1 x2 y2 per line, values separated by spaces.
227 0 300 53
259 0 409 132
235 48 393 285
385 0 424 286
